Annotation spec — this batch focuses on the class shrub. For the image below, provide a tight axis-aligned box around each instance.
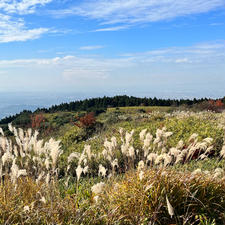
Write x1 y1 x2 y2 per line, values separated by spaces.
74 112 96 128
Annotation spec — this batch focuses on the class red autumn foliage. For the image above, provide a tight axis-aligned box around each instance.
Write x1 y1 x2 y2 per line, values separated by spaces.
74 112 96 128
215 100 224 107
31 114 45 129
207 99 224 112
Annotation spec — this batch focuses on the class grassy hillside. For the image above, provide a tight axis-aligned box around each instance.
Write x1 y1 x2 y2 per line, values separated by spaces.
1 106 225 224
107 106 174 113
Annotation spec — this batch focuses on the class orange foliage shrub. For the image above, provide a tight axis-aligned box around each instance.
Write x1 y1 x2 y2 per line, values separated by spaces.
74 112 96 128
31 114 45 129
208 100 224 112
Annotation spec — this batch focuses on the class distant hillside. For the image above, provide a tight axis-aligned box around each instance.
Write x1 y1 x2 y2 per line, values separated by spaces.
0 95 224 127
32 95 211 112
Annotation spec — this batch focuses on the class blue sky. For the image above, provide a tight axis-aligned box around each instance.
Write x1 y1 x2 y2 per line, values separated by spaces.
0 0 225 98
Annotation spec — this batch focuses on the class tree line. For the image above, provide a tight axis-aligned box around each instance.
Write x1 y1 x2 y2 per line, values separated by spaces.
1 95 224 125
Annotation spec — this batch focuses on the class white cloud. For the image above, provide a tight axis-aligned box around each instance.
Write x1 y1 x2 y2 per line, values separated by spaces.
124 41 225 64
80 45 104 50
175 58 189 63
0 0 52 14
0 14 49 43
53 0 225 29
0 41 224 79
0 0 53 43
94 25 129 32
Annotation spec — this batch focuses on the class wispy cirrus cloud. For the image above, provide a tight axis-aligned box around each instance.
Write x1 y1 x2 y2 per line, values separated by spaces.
0 0 53 14
0 14 49 43
118 41 225 66
79 45 104 50
0 0 53 43
52 0 225 31
93 25 130 32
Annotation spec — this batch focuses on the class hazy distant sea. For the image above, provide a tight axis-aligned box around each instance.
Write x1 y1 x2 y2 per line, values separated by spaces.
0 92 103 120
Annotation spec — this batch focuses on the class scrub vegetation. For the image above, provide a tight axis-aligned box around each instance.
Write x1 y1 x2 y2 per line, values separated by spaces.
0 96 225 224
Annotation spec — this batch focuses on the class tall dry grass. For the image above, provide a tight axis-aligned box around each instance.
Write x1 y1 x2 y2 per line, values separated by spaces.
90 169 225 225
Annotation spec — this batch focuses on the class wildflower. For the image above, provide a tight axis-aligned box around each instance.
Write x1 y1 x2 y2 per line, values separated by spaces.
93 195 99 203
121 143 129 155
102 149 108 157
111 136 117 148
203 170 210 176
176 140 184 149
45 173 50 185
215 168 223 174
139 129 147 141
40 196 46 204
137 160 145 171
139 170 145 181
0 164 2 179
166 195 174 218
49 138 62 170
10 161 19 184
36 171 45 184
76 165 83 181
27 128 32 138
8 123 13 133
144 184 153 192
0 127 4 136
91 182 105 195
17 169 27 177
24 206 30 212
205 146 213 154
192 168 202 175
169 148 180 157
83 166 89 174
78 151 86 165
2 151 13 166
203 137 213 144
98 164 107 177
18 128 24 140
198 154 207 160
119 127 124 136
147 153 157 164
125 130 134 143
189 133 198 141
83 158 88 165
164 154 172 167
128 146 135 158
113 183 120 191
153 137 160 145
156 129 163 138
220 145 225 158
165 131 173 138
213 168 223 178
68 152 80 163
155 154 164 165
143 133 153 153
111 158 119 170
84 145 92 159
44 158 50 170
106 155 112 162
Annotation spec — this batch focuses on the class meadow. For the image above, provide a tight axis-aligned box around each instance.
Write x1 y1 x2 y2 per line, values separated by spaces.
0 107 225 225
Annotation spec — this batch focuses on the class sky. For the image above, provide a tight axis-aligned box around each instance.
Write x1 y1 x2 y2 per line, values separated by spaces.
0 0 225 98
